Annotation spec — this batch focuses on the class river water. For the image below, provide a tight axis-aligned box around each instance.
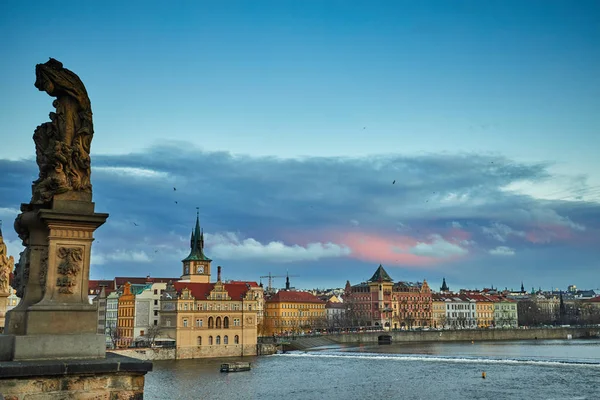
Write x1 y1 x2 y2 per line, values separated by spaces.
145 339 600 399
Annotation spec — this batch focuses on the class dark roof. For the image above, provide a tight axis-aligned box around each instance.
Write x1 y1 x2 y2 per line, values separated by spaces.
368 265 393 283
114 277 179 289
89 280 115 296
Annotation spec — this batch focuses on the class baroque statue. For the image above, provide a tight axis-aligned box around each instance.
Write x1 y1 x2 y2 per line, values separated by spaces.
31 58 94 204
0 225 15 295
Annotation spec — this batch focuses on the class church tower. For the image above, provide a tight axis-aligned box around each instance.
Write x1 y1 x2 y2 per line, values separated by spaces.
181 211 212 283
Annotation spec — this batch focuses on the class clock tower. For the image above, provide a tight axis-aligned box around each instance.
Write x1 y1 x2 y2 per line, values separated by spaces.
181 210 212 283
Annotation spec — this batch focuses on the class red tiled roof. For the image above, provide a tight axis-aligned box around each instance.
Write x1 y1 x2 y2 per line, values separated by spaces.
268 290 325 304
173 281 253 300
585 296 600 303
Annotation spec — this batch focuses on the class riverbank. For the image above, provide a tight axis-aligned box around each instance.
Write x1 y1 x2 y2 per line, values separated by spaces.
110 327 600 360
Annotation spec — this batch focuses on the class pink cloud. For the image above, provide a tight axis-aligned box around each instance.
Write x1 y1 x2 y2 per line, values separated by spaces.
335 231 468 267
525 224 577 244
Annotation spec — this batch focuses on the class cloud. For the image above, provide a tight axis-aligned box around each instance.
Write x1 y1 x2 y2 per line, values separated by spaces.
91 250 152 265
408 234 468 258
0 143 598 288
482 222 525 242
489 246 516 256
205 232 350 263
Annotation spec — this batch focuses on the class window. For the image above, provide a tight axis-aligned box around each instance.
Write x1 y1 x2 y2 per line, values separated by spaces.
234 335 239 344
209 336 213 345
153 320 157 326
154 310 158 316
183 319 188 327
208 317 214 328
154 289 158 295
233 318 240 326
216 317 222 329
197 336 202 346
224 335 228 344
223 317 229 328
196 319 203 327
140 330 145 336
216 335 221 345
154 300 158 306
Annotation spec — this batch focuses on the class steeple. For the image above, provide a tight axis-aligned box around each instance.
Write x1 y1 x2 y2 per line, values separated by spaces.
0 219 3 237
521 281 525 293
440 277 449 292
182 209 211 263
368 264 393 283
285 273 290 291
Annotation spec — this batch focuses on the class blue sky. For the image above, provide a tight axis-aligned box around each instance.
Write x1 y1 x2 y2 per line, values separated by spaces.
1 1 599 291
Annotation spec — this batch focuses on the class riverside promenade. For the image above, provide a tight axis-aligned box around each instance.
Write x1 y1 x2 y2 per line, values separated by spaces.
274 326 600 351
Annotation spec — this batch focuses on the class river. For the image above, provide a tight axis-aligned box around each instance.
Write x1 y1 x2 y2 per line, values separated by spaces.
145 339 600 399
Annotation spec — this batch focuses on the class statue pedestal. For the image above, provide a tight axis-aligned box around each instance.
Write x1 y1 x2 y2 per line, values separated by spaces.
0 198 108 361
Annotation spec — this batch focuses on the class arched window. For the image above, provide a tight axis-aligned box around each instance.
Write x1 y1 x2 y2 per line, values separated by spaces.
216 335 221 345
216 317 222 329
197 336 202 346
209 336 213 345
208 317 214 328
223 317 229 328
224 335 228 344
234 335 239 344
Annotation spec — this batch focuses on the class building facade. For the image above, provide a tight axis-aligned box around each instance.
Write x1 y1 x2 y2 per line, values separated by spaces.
263 290 326 335
159 214 261 359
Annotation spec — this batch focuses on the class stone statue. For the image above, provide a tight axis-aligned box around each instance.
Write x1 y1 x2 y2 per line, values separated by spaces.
0 230 15 295
31 58 94 204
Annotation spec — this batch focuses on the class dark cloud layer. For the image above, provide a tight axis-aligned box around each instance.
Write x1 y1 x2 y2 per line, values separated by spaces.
0 143 598 290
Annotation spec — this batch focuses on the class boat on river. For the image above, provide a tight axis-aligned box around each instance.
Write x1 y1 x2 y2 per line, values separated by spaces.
220 362 252 372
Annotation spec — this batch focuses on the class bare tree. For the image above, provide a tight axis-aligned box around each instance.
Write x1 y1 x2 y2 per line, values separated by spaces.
106 325 121 349
145 325 163 347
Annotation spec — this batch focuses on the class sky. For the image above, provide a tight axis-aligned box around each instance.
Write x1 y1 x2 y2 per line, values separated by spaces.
1 1 599 292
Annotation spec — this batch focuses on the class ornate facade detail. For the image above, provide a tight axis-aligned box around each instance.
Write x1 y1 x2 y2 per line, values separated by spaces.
0 232 15 295
31 58 94 204
50 229 93 239
56 246 83 294
11 248 31 298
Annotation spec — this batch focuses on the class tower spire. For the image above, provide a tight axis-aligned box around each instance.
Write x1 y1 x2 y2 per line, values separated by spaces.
182 209 211 263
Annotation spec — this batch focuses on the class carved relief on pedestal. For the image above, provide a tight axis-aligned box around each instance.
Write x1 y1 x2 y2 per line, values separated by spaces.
56 246 83 294
39 249 49 292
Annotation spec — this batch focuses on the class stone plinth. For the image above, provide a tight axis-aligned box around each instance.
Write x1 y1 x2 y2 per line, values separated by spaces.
0 198 108 361
0 353 152 400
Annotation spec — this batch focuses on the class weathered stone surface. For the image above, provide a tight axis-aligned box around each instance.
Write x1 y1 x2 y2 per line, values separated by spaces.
31 58 94 205
0 354 151 399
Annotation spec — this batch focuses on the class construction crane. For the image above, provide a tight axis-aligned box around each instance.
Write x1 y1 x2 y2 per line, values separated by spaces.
259 272 299 293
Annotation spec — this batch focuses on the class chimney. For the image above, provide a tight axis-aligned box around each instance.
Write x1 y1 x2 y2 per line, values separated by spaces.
217 266 222 282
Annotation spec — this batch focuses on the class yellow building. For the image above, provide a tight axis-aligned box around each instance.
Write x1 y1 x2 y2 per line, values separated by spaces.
468 294 495 328
160 214 261 359
264 290 326 336
431 294 448 328
117 282 135 348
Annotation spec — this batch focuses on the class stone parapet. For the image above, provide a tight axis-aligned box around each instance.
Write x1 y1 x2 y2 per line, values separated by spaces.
0 353 152 400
